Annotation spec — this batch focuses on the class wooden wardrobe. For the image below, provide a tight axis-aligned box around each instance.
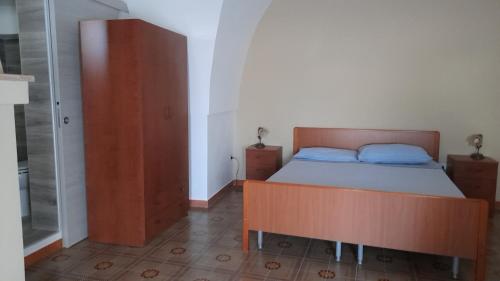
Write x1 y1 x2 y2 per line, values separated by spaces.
80 19 189 246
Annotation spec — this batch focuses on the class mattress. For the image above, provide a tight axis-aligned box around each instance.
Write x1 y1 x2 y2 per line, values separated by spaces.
267 159 464 198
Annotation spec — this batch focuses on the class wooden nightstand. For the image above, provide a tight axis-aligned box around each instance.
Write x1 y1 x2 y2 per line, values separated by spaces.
446 154 498 217
246 145 282 180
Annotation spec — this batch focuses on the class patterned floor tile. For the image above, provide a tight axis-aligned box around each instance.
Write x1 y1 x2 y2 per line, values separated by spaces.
169 223 228 247
30 248 96 273
25 270 76 281
148 240 206 265
241 253 302 280
114 260 184 281
356 268 414 281
259 234 311 257
296 260 356 281
213 229 249 249
105 236 165 257
231 275 266 281
412 254 456 280
175 266 233 281
71 239 111 251
376 252 412 273
192 246 253 272
67 254 136 280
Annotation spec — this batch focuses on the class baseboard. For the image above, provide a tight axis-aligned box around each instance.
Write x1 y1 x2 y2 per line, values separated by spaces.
190 180 237 209
190 200 209 208
24 239 62 268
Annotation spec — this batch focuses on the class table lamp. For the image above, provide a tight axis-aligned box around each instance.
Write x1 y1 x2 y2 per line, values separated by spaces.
468 134 485 160
254 127 267 149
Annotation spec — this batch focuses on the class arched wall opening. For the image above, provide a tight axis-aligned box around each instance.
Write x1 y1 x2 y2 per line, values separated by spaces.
124 0 271 201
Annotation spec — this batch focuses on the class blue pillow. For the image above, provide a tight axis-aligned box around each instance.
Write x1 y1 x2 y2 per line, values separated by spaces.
358 144 432 164
294 147 359 162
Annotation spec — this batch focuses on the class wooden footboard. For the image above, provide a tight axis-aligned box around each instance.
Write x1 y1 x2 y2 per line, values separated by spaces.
242 180 489 281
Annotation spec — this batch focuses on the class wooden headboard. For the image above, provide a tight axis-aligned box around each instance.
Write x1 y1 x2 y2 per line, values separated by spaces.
293 127 440 161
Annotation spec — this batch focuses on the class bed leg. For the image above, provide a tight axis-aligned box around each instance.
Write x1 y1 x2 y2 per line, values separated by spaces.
335 241 342 262
452 257 460 280
357 244 364 265
257 231 263 250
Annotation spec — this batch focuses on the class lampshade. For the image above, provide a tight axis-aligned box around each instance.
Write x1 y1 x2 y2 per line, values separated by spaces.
467 134 483 147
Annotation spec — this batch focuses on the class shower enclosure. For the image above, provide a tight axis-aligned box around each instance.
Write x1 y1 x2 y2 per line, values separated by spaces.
1 0 126 258
1 0 60 252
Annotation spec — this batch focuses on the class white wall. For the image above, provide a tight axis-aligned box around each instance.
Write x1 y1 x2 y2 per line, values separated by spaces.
123 0 224 200
237 0 500 199
0 0 18 34
207 0 271 198
0 80 30 281
0 105 25 281
207 111 235 198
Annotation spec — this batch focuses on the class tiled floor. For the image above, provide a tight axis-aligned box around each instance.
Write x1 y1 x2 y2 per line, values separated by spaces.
26 190 500 281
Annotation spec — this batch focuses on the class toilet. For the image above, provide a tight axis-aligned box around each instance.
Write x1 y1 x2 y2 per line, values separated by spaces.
18 160 30 217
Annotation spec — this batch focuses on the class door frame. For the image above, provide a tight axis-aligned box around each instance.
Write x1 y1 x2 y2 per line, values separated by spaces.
44 0 65 245
22 0 64 256
45 0 66 247
46 0 129 248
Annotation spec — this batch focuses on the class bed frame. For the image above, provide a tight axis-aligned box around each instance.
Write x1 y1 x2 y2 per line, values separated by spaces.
242 127 489 281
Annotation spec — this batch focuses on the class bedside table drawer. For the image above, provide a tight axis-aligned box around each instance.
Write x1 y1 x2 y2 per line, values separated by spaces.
452 163 498 180
453 178 496 201
247 151 278 166
246 167 276 181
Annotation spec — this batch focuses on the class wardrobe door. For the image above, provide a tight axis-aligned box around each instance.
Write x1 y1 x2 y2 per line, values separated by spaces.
161 33 188 207
81 20 146 246
170 40 189 210
136 20 188 239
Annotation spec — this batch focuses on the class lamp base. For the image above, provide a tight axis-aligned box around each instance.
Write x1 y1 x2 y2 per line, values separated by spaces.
470 153 485 160
254 143 266 149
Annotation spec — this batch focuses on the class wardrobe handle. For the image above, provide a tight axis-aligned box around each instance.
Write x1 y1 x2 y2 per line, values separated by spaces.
63 116 70 124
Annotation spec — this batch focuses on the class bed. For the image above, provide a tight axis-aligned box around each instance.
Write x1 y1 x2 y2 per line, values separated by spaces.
242 127 488 281
268 160 463 198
